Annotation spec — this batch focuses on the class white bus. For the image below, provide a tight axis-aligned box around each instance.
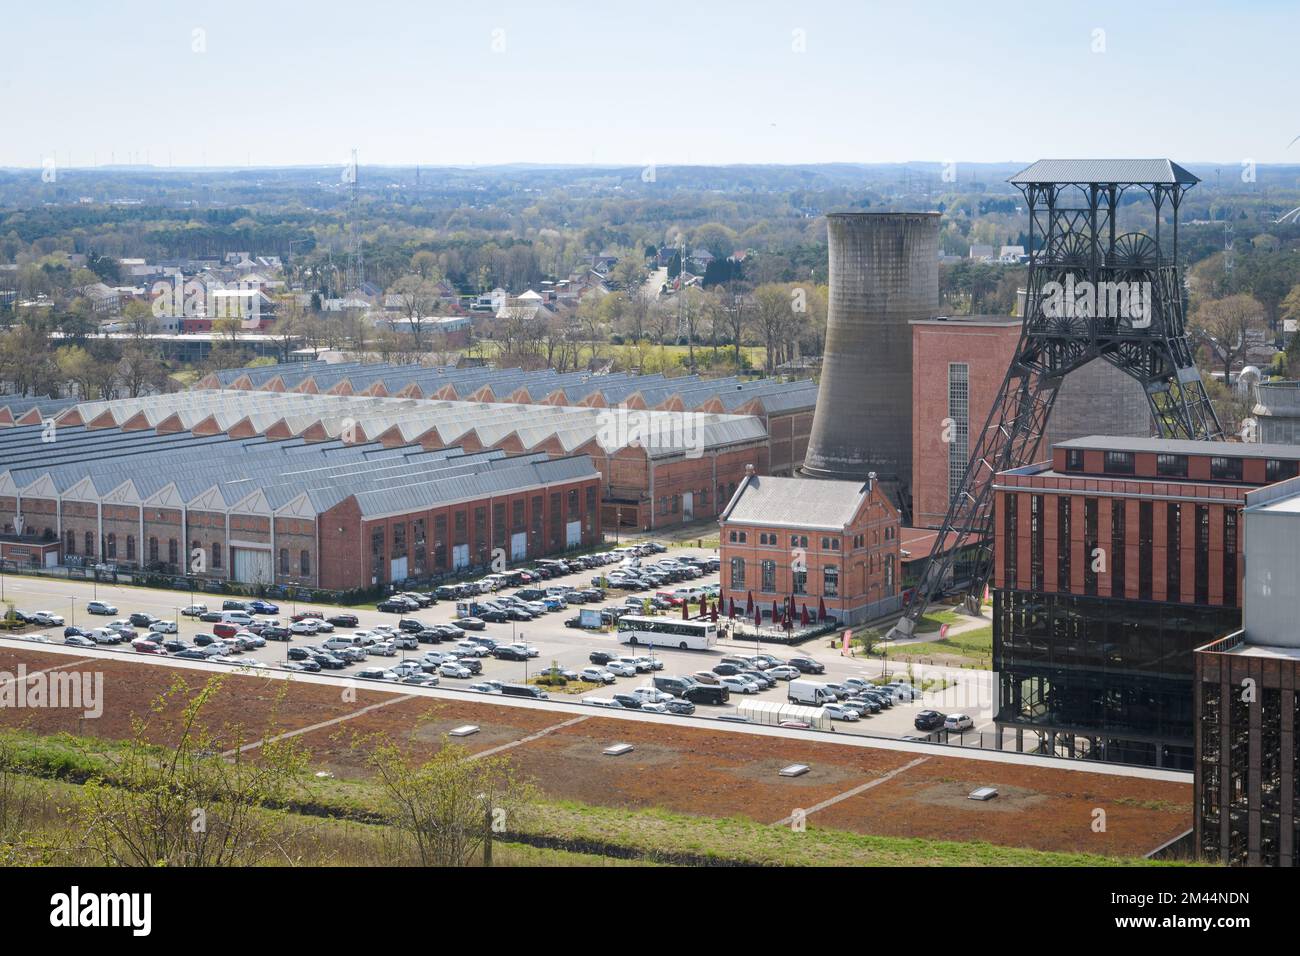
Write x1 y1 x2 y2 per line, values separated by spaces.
616 615 718 651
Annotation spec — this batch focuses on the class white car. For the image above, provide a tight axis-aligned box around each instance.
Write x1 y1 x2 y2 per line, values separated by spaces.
439 661 472 679
357 667 401 681
507 642 540 658
30 611 64 626
391 661 424 677
944 713 974 731
149 620 178 634
86 601 118 616
579 667 616 685
289 619 320 634
606 660 638 677
585 697 626 709
300 618 333 632
719 676 758 695
180 604 207 617
631 687 674 705
824 704 861 722
453 640 490 657
765 665 800 681
369 640 398 657
887 682 924 701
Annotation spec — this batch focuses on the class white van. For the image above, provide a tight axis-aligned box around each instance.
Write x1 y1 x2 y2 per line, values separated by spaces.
788 680 839 707
219 611 254 626
323 634 363 652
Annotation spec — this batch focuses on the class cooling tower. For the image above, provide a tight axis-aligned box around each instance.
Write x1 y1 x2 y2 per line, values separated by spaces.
802 211 940 506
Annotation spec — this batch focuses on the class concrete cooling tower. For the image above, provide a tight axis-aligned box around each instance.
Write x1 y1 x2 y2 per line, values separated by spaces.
802 211 940 508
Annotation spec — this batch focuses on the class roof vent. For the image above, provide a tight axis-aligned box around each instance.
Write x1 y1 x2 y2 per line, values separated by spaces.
603 743 634 756
448 725 480 737
779 763 810 777
968 786 998 801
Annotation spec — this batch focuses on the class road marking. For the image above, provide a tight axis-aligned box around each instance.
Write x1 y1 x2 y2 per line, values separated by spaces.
469 714 590 760
223 693 419 757
772 755 930 827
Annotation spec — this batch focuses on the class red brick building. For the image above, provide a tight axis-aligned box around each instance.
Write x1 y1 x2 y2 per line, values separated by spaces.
718 469 902 625
992 436 1300 769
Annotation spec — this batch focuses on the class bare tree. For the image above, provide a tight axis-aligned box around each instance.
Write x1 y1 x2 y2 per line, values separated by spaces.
1191 293 1268 381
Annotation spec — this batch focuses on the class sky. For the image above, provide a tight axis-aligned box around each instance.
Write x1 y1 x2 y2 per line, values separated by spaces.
2 0 1296 169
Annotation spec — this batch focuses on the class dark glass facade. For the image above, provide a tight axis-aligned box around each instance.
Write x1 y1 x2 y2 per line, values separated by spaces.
995 589 1241 769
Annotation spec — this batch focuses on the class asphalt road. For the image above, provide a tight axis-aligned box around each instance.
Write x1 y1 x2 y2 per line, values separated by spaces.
0 549 997 738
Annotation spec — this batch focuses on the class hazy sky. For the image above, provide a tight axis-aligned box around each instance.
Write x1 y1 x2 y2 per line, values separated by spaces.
3 0 1296 169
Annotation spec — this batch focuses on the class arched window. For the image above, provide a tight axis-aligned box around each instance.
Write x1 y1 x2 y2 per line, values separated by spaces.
149 537 159 563
85 531 94 556
126 535 135 560
65 530 76 554
300 550 311 576
211 542 222 569
106 533 116 559
279 548 289 574
168 538 178 566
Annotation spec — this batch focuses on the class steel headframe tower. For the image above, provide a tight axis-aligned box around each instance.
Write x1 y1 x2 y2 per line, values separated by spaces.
890 159 1222 639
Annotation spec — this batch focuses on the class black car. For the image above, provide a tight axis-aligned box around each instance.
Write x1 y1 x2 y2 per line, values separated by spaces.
612 693 643 709
199 611 223 622
503 606 533 621
434 585 462 601
287 646 312 660
663 699 696 716
174 649 208 660
327 613 358 628
914 710 946 731
455 657 483 674
492 646 530 661
262 626 292 641
477 608 508 624
128 612 156 627
63 625 87 638
397 618 427 633
194 633 217 647
222 600 248 611
377 599 412 613
683 684 729 706
162 639 190 653
787 657 825 675
589 650 619 665
465 635 498 650
293 658 322 672
416 629 443 644
311 653 347 670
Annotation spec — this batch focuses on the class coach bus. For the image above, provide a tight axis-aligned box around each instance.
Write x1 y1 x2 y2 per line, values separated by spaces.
616 615 718 650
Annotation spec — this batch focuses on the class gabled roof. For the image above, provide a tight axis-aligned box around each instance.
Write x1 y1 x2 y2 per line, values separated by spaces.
720 474 882 532
1008 159 1198 186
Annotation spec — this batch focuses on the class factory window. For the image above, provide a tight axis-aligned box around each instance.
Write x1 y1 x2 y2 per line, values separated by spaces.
1210 456 1242 481
1029 495 1044 592
149 537 158 564
371 529 385 578
493 503 507 550
831 537 840 551
473 507 487 562
947 362 970 503
125 535 135 561
1224 510 1238 606
761 560 776 592
1195 506 1209 605
1065 448 1085 472
1083 498 1098 596
1265 459 1299 482
453 511 467 545
1111 504 1126 599
300 551 311 576
105 533 116 559
1056 498 1070 593
1137 502 1153 600
211 542 222 570
671 495 680 514
279 549 289 575
65 530 75 555
1166 503 1181 601
1003 494 1018 587
823 565 839 598
568 489 580 520
884 554 895 596
512 499 525 531
434 515 448 569
792 568 807 595
729 531 737 543
1103 451 1135 475
1199 680 1222 862
85 532 94 556
392 522 406 560
168 539 177 566
1156 454 1188 477
730 557 746 589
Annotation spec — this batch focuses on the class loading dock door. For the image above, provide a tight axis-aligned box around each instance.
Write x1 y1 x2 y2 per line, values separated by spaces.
452 543 470 570
511 532 527 561
390 556 408 582
683 492 693 520
232 548 272 585
565 521 582 548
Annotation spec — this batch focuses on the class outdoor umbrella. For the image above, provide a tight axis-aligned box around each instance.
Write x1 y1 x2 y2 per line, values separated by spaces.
728 596 736 618
771 599 778 620
746 591 754 615
801 604 810 626
754 608 762 628
710 603 718 623
681 601 689 620
817 596 827 621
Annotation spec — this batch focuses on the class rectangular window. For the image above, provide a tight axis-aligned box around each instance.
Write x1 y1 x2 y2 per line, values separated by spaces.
1003 493 1018 587
1138 501 1153 600
1111 503 1126 598
1083 498 1098 596
1166 502 1181 601
1224 509 1238 606
730 557 746 589
1103 450 1135 475
1056 497 1071 593
823 564 839 598
947 362 970 503
761 559 776 592
1195 506 1209 605
1210 456 1243 481
792 568 807 595
434 515 448 569
392 522 406 560
1265 459 1299 482
1030 495 1044 591
1156 454 1188 477
1065 448 1084 472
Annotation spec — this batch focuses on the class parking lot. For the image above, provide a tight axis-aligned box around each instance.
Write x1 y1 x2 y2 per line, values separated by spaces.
0 544 996 739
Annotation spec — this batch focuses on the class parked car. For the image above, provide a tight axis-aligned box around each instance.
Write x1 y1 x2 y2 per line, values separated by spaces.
579 667 617 685
29 611 64 626
606 660 638 677
787 657 825 674
914 710 947 731
439 661 473 679
378 598 416 613
132 638 167 655
823 703 861 722
492 645 530 662
943 713 975 731
180 604 207 617
457 616 486 631
588 650 620 666
86 601 118 616
63 634 96 647
148 620 178 635
719 676 758 695
326 613 359 628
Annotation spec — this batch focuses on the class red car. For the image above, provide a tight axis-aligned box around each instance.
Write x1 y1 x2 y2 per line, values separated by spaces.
291 610 325 622
132 638 167 655
655 591 685 607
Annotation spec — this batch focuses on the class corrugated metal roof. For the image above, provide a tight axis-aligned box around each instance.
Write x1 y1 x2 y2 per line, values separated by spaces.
1008 159 1198 185
721 474 873 532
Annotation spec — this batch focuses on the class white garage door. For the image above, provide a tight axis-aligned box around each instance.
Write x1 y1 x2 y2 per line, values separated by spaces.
232 548 272 585
511 532 527 561
390 556 408 582
452 544 470 570
565 521 582 548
